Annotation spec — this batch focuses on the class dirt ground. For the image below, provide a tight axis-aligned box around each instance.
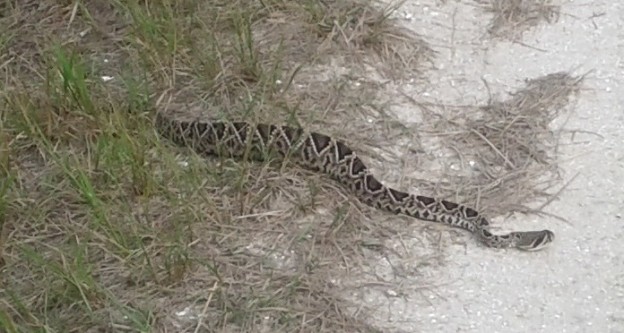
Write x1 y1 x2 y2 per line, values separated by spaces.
355 1 623 332
0 0 622 332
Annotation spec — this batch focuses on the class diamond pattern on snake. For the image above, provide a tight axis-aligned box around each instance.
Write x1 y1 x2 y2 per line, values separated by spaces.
156 112 555 251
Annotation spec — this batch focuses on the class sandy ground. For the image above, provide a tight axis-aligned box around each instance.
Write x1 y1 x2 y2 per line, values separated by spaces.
352 1 624 332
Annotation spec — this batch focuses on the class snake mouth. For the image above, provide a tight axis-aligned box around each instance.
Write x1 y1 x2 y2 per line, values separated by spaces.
516 230 555 251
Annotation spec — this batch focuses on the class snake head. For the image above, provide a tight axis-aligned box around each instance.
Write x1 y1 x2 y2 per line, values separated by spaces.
513 230 555 251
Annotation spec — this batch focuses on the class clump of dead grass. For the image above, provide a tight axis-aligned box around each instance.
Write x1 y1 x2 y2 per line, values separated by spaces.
254 0 433 79
477 0 561 39
420 72 582 220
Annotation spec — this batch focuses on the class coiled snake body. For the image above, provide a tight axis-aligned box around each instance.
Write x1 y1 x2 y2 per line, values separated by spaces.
156 113 554 251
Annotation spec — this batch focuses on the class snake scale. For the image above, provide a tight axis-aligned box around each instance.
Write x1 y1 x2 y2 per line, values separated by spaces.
155 112 555 251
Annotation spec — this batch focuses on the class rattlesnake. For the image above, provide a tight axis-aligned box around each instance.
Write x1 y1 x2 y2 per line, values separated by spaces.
155 112 555 251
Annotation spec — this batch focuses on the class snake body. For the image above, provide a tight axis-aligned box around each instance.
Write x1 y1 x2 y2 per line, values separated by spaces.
156 113 555 251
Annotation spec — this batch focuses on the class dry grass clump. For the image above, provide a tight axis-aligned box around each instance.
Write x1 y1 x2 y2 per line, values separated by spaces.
476 0 561 39
254 0 433 78
420 72 582 219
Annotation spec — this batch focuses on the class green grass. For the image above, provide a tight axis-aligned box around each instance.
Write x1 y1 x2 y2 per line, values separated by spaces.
0 0 430 332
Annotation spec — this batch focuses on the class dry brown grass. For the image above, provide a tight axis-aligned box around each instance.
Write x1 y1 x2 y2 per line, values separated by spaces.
476 0 561 39
409 72 583 223
0 0 431 332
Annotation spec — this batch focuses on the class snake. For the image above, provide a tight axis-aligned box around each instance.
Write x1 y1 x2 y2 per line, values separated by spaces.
155 112 555 251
